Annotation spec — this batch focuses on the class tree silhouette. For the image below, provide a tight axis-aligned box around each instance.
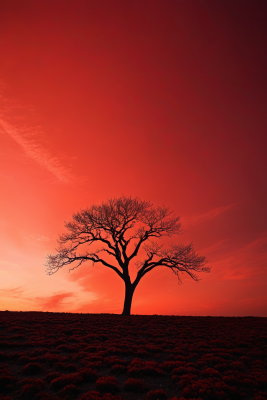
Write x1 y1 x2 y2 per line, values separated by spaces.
45 195 211 315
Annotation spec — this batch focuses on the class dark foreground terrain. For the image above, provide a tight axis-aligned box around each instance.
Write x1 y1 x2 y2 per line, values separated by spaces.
0 312 266 400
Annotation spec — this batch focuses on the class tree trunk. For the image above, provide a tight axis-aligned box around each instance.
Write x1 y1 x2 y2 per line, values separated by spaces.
122 282 135 315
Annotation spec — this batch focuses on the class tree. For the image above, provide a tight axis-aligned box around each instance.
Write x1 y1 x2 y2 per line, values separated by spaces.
45 195 211 315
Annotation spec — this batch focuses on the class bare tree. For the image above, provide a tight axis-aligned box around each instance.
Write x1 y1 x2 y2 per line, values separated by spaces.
45 195 211 315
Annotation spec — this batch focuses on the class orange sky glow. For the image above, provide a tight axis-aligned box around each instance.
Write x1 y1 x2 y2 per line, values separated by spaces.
0 1 266 316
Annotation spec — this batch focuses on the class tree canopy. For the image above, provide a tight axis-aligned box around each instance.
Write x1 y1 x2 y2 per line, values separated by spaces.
45 195 211 314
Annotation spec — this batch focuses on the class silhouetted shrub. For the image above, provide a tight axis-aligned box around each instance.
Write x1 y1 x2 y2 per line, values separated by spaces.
79 368 99 383
44 354 68 365
44 371 61 383
259 336 267 344
85 346 97 353
0 370 16 392
18 377 39 386
88 356 104 362
175 373 199 387
215 381 239 398
229 361 246 372
253 360 267 368
95 376 120 394
50 373 83 390
172 367 191 376
71 351 88 361
127 366 142 377
145 345 163 353
64 364 78 372
55 362 65 371
80 359 90 367
143 366 164 377
249 371 267 388
79 392 121 400
79 391 102 400
0 352 8 361
201 368 221 378
86 361 102 370
8 351 26 361
20 379 44 399
175 355 189 362
136 349 149 357
33 392 59 400
21 363 43 375
123 378 146 393
8 325 23 332
214 352 234 361
145 361 160 368
145 389 167 400
56 345 77 353
186 362 199 369
110 364 127 375
238 355 252 365
254 391 267 400
17 356 31 365
4 341 25 348
29 349 47 357
161 361 185 371
102 394 121 400
224 370 246 385
127 358 164 377
129 358 144 367
181 377 238 399
59 384 79 397
104 357 127 367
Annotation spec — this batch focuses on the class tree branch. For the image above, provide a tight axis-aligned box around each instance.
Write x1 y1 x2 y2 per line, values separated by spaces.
45 246 124 280
133 241 211 286
45 196 211 296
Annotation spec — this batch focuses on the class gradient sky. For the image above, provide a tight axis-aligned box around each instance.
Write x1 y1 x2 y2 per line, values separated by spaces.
0 0 266 316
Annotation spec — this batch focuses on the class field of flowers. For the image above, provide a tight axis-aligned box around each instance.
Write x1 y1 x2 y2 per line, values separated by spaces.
0 311 266 400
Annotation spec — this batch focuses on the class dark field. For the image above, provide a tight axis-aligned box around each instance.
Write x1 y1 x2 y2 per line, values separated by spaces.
0 312 267 400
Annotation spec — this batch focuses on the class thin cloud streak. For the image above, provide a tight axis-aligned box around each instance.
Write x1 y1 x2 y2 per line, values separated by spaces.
182 203 238 225
0 286 26 298
0 117 73 183
34 292 76 310
0 260 20 267
26 234 56 242
210 233 267 281
201 239 229 254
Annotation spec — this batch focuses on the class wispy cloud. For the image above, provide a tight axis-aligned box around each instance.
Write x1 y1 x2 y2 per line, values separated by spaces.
0 260 20 267
182 203 237 225
211 233 267 281
0 286 95 312
201 239 229 254
0 286 26 298
34 292 76 310
0 116 73 183
71 297 121 314
26 234 56 242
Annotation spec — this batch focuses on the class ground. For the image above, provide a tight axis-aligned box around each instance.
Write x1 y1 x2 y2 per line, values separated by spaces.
0 311 266 400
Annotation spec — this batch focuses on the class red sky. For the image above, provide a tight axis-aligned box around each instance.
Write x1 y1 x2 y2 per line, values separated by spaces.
0 0 266 316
